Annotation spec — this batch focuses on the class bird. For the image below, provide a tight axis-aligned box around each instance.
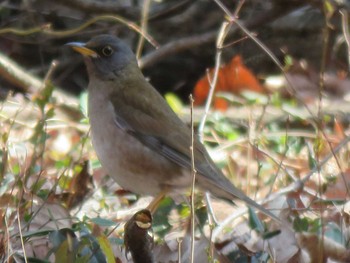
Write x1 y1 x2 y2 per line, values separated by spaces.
67 34 280 223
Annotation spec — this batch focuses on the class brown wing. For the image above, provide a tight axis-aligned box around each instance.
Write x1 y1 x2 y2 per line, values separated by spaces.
109 77 281 222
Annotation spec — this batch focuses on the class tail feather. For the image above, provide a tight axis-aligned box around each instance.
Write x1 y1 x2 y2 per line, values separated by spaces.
198 175 281 224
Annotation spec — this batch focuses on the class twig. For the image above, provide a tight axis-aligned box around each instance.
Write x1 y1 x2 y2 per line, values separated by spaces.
139 3 304 68
247 108 254 195
0 50 78 109
198 22 230 140
315 9 333 256
234 0 246 17
136 0 151 59
0 15 158 48
265 134 350 202
0 51 38 94
300 135 350 185
140 30 217 68
4 215 10 263
43 60 58 87
189 94 196 263
197 22 230 257
194 20 240 260
28 60 58 220
205 193 216 259
177 237 183 263
268 116 294 196
17 209 28 263
340 9 350 72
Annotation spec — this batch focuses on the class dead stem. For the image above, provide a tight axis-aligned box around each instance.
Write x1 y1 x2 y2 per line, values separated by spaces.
189 94 196 263
136 0 151 59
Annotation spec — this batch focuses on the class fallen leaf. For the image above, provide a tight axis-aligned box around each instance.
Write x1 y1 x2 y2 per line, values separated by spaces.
194 55 265 111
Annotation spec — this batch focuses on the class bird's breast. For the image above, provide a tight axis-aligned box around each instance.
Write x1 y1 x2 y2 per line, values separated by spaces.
87 86 187 196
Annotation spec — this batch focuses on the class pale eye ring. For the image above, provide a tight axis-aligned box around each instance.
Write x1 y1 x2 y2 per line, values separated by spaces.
102 45 114 56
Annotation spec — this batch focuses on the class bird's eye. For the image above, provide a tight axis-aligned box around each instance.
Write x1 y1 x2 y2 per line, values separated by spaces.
101 45 114 57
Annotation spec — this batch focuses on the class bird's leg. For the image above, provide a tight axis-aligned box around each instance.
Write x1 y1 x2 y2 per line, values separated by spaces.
147 190 167 213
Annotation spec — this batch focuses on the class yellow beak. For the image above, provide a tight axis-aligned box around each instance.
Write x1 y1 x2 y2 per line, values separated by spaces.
66 42 98 58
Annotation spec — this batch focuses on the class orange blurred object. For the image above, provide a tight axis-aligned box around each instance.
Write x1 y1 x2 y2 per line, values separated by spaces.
193 55 265 111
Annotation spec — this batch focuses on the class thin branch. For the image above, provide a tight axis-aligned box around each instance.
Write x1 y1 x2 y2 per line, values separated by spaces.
0 15 158 48
140 30 217 68
234 0 246 17
139 3 305 68
198 22 230 140
197 23 230 254
177 237 183 263
300 135 350 185
0 50 79 118
189 94 196 263
136 0 151 59
340 9 350 71
17 209 28 263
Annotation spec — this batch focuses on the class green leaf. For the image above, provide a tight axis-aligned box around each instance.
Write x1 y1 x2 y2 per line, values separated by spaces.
2 132 9 143
262 229 281 240
214 121 239 140
21 229 54 239
324 0 335 16
284 55 293 68
97 235 116 263
178 204 190 218
54 240 75 263
153 197 175 237
55 156 71 169
75 256 92 263
307 148 317 170
165 93 183 114
31 178 46 193
0 173 15 195
79 91 89 118
325 222 344 245
293 217 309 232
240 91 268 105
49 228 76 249
74 164 83 174
27 258 50 263
195 205 208 229
77 234 107 263
109 237 124 246
309 218 322 233
37 189 50 199
45 107 55 119
248 207 264 233
270 91 282 107
282 104 307 120
12 163 20 175
91 159 102 170
23 211 34 223
90 217 117 227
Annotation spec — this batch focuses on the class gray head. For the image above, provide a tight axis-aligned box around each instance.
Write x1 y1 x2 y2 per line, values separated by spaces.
67 34 138 81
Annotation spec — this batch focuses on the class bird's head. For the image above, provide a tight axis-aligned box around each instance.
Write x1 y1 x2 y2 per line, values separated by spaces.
67 34 138 81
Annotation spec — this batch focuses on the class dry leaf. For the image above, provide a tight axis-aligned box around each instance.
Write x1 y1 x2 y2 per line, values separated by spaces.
194 55 265 111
